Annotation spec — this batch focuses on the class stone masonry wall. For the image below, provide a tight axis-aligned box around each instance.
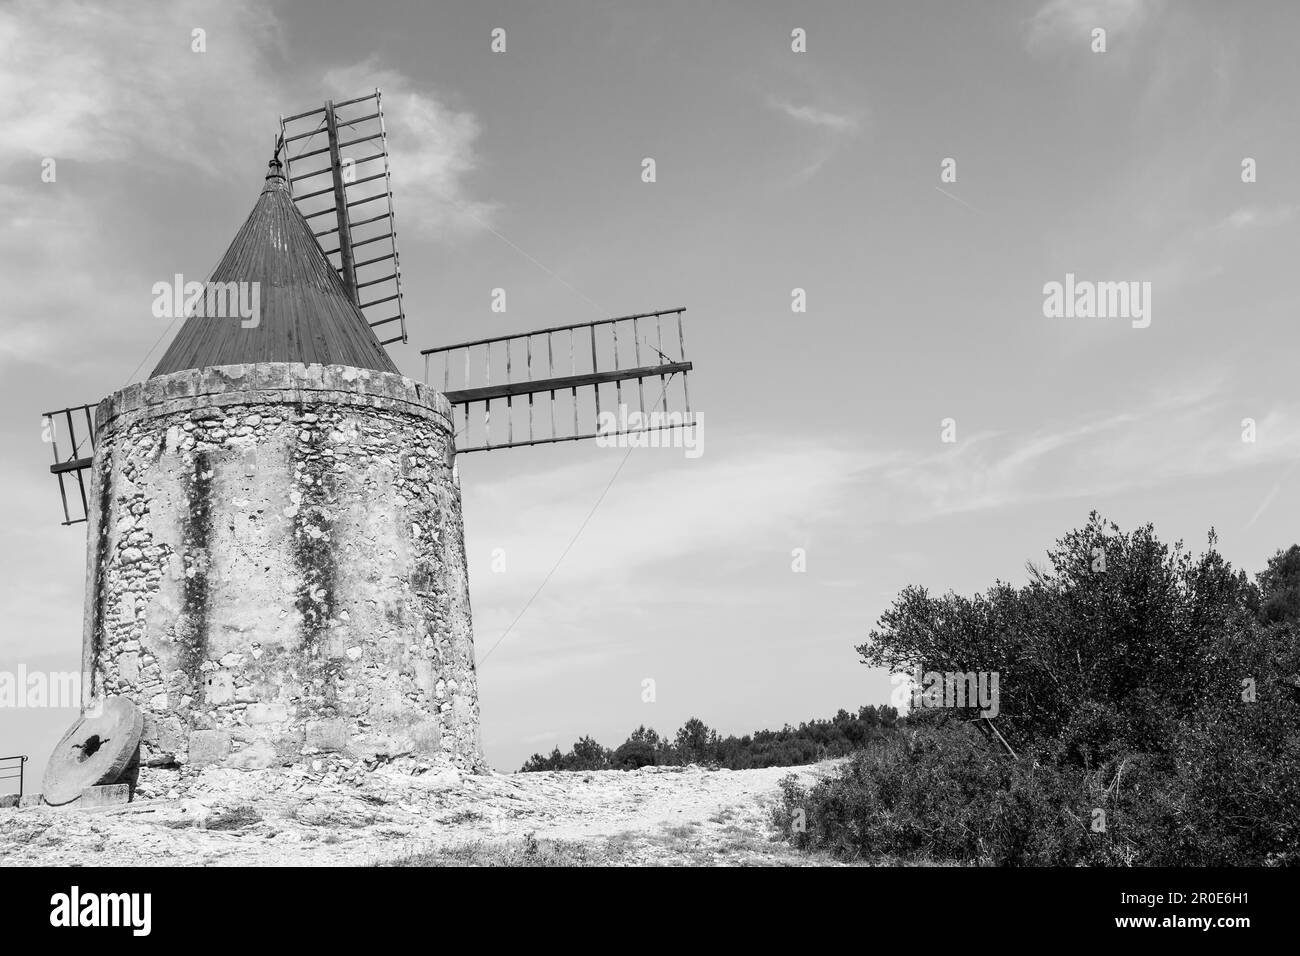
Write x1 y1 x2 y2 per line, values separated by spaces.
81 363 483 790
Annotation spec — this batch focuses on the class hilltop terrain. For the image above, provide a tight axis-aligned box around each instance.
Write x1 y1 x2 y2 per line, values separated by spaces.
0 760 842 867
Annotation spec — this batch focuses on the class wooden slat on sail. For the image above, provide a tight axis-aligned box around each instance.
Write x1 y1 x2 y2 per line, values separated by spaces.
422 309 695 453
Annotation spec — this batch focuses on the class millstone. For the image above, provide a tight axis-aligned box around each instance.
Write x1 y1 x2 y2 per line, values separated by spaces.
42 696 143 806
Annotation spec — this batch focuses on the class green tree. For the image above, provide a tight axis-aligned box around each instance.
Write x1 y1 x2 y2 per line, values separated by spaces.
612 726 662 768
562 735 612 771
673 717 718 765
519 747 564 772
856 513 1260 763
1257 544 1300 626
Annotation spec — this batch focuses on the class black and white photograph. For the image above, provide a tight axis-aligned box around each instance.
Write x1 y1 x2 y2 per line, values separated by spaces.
0 0 1294 933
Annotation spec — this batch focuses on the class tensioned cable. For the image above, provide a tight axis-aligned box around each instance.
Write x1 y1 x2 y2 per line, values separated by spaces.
475 371 686 667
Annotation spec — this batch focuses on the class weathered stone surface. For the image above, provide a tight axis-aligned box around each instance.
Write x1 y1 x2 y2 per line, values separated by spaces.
119 651 141 684
188 730 233 767
203 669 233 704
83 363 481 790
411 720 441 754
306 719 348 752
142 713 186 764
409 766 460 791
79 784 131 807
226 739 278 770
245 702 291 725
19 793 43 808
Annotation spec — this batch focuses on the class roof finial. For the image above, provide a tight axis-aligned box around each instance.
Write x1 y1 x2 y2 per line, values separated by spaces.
264 144 287 192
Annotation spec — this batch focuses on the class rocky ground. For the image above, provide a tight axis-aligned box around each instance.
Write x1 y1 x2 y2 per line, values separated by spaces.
0 761 844 867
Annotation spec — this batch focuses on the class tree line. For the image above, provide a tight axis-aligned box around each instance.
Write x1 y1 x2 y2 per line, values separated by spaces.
519 704 902 772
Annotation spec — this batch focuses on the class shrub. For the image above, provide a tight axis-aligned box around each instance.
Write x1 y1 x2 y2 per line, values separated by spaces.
778 515 1300 865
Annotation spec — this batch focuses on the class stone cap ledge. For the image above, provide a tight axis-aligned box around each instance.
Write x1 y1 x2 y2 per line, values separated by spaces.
96 363 452 434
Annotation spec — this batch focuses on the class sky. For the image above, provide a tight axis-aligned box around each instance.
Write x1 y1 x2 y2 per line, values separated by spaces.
1 0 1299 781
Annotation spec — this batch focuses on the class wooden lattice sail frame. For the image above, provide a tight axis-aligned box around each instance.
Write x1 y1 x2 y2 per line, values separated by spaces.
421 308 695 453
279 89 407 346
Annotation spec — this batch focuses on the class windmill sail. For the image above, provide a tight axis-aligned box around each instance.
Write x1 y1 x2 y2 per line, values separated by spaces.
279 90 407 346
42 403 97 525
422 308 695 453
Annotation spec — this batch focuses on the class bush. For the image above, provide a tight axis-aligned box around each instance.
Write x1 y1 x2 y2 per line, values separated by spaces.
774 721 1099 865
777 515 1300 865
611 739 657 770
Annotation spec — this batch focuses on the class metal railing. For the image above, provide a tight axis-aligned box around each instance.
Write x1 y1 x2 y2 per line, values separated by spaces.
0 755 28 800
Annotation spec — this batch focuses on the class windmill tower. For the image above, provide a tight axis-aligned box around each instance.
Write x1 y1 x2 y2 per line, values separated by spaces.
42 91 696 796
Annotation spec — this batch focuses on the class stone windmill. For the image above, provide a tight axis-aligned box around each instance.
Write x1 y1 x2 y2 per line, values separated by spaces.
39 91 696 804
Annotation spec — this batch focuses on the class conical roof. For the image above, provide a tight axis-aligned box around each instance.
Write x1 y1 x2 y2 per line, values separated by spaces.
150 158 399 377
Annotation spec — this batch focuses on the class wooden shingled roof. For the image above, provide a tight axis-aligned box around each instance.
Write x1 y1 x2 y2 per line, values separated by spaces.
151 158 399 377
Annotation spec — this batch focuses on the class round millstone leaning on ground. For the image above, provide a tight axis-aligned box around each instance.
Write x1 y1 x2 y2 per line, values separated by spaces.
42 696 144 806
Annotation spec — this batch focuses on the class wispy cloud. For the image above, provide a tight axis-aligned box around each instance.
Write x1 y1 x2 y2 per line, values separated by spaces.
0 0 281 370
883 382 1300 520
1141 198 1300 302
1025 0 1163 55
1206 204 1300 235
766 96 861 135
463 439 889 595
0 3 497 370
323 61 495 239
0 186 116 367
0 0 281 174
465 367 1294 626
764 95 864 181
